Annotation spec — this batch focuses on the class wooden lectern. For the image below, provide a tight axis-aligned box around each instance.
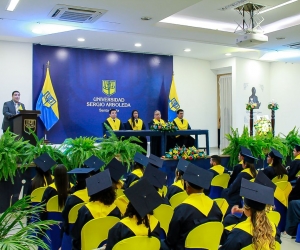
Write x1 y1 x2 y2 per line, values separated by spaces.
10 110 41 145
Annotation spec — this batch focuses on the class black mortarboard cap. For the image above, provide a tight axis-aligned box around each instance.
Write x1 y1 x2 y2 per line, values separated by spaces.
33 153 56 172
295 144 300 152
143 164 167 189
86 169 112 196
84 155 105 172
270 148 283 159
124 178 163 217
68 168 94 181
148 154 164 168
183 163 214 190
255 171 276 191
240 147 252 157
105 158 127 182
243 154 257 164
240 178 274 211
177 158 189 173
134 152 149 167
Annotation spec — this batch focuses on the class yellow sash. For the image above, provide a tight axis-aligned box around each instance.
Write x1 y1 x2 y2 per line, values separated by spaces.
85 201 116 219
120 215 158 236
210 165 225 175
173 117 189 130
241 168 256 178
182 193 213 216
131 169 143 178
128 118 143 130
295 155 300 160
239 160 243 164
107 117 121 131
72 188 89 203
152 119 166 126
49 183 57 191
116 180 124 189
172 179 184 191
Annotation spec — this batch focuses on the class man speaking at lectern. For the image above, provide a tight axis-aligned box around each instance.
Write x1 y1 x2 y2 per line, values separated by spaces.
2 91 25 133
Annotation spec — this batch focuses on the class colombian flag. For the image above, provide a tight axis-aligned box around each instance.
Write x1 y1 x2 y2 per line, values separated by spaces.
36 65 59 131
168 75 180 121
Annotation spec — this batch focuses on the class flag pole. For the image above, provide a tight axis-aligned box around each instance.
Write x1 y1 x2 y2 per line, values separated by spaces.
44 61 49 143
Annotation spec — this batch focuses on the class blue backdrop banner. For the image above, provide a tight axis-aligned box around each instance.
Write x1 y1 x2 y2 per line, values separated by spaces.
32 45 173 143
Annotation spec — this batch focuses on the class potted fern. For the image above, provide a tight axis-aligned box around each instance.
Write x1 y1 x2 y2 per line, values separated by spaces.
280 127 300 165
98 124 147 170
0 196 58 249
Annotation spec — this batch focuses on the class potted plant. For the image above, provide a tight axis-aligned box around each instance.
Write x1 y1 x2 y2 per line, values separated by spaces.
99 124 146 170
0 196 58 249
0 129 31 183
280 127 300 165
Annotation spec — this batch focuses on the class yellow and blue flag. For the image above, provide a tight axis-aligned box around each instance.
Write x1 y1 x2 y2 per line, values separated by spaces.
168 75 180 121
36 66 59 131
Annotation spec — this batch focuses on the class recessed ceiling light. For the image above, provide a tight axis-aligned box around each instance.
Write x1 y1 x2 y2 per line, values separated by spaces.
141 17 152 21
225 53 232 56
77 38 85 42
260 0 298 14
6 0 20 11
135 43 142 47
184 48 191 52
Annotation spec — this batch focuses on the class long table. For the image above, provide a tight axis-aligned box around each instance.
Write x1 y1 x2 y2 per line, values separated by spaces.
106 129 209 156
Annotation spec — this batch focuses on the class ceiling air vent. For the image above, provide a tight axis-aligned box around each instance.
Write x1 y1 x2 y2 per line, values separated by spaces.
48 4 107 23
284 42 300 50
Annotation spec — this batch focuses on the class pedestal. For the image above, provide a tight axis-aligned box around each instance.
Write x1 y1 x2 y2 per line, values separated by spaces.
250 109 253 136
271 110 275 137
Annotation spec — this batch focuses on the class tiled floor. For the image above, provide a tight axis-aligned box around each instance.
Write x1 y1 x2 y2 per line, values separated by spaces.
281 233 299 249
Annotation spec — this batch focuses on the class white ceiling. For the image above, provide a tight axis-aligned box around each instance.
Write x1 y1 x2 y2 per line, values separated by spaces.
0 0 300 62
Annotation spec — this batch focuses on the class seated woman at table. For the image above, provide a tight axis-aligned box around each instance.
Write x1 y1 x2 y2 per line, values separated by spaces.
262 148 287 180
125 110 147 153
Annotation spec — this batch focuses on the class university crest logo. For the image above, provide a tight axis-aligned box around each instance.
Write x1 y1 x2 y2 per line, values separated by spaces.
102 80 116 97
169 98 180 111
24 119 36 134
42 91 56 108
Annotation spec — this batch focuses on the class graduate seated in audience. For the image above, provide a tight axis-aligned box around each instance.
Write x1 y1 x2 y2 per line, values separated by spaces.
209 155 228 177
263 148 287 180
143 164 170 205
220 179 279 250
123 152 148 189
149 110 166 156
105 178 162 250
172 109 194 148
71 169 121 250
103 109 124 136
221 171 278 245
161 163 222 250
221 149 257 214
287 144 300 181
30 153 55 193
62 168 94 235
286 177 300 237
105 158 127 189
165 158 188 200
228 147 248 186
125 110 147 152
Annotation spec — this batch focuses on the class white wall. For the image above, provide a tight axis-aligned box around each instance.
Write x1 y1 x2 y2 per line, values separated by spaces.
270 62 300 135
0 41 32 135
174 56 218 147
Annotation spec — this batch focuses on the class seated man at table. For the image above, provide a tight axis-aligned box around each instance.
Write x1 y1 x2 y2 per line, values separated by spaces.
103 109 124 136
173 109 195 148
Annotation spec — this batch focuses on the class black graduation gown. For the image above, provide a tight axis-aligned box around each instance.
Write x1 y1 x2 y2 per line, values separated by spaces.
125 120 147 152
286 199 300 236
209 165 229 178
71 201 121 250
172 120 194 148
288 158 300 181
288 177 300 202
161 193 222 250
123 169 143 189
61 188 89 235
228 163 243 186
221 169 254 213
105 215 161 250
149 120 165 157
262 166 277 180
103 119 124 136
220 217 278 250
165 180 184 200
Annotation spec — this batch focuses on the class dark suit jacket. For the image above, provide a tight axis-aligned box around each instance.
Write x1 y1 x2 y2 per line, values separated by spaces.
2 100 25 131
